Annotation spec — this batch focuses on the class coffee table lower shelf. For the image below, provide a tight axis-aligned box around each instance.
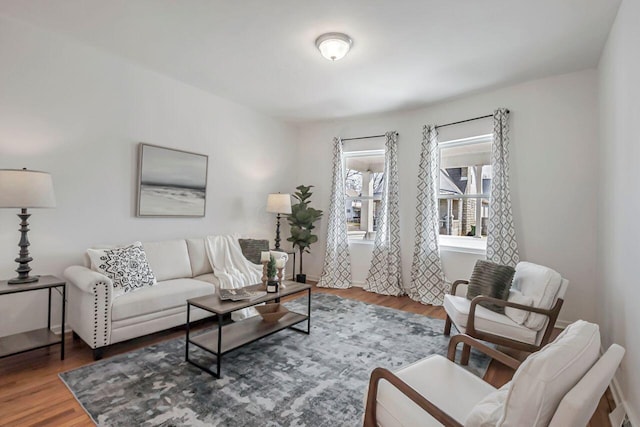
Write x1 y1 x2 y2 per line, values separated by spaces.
186 312 309 378
189 312 308 355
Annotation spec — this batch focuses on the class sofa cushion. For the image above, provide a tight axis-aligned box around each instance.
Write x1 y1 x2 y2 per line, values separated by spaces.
143 239 193 281
194 273 220 290
111 278 213 321
87 241 157 298
186 238 213 277
504 290 534 325
498 320 600 427
444 294 538 345
512 262 562 331
466 260 515 315
374 355 496 426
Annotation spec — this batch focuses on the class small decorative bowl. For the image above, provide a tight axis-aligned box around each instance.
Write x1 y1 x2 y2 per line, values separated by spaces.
255 303 289 323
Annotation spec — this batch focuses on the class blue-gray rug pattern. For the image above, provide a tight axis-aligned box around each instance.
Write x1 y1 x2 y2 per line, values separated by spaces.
60 294 490 426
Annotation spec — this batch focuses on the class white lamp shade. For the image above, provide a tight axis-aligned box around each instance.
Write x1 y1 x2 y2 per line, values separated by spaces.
316 33 352 61
266 193 292 214
0 169 56 208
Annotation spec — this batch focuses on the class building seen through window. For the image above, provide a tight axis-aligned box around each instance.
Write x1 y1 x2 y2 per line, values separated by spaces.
439 135 492 239
344 150 385 241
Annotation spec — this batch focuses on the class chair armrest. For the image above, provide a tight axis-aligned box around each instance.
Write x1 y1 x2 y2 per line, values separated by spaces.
466 295 563 349
447 334 521 370
363 367 463 427
64 265 113 294
451 280 469 295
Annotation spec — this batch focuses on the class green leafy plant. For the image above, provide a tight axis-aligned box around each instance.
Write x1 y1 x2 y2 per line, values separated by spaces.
267 255 277 280
286 185 323 277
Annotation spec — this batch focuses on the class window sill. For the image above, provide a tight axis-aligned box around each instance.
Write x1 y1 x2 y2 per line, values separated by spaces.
439 236 487 255
348 239 375 246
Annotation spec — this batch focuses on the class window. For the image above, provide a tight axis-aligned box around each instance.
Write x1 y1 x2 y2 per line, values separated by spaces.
438 134 493 239
344 150 385 241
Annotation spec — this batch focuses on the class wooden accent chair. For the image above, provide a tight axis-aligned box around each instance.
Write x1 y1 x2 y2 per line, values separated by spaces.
363 321 624 427
444 261 568 364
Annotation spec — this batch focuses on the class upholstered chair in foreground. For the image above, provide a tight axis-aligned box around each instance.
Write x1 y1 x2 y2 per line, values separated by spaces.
364 321 624 427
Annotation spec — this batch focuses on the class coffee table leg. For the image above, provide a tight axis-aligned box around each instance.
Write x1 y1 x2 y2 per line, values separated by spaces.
216 318 222 378
306 287 311 334
185 303 191 361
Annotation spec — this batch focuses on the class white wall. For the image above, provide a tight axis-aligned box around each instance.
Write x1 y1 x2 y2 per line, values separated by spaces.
0 16 297 337
297 69 599 326
597 0 640 420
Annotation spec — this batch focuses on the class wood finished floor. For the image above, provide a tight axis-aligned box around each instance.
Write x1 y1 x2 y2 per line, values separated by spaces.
0 284 615 426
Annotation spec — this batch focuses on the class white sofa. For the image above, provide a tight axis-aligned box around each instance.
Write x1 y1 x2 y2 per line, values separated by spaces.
64 237 285 359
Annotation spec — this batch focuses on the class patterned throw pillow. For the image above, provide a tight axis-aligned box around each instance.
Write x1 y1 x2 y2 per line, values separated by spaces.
466 260 515 314
87 242 157 297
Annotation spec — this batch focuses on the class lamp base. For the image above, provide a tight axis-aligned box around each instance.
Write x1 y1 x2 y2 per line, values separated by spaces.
8 275 40 285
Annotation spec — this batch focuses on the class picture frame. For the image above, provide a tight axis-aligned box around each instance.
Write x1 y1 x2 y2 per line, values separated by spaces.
136 143 209 217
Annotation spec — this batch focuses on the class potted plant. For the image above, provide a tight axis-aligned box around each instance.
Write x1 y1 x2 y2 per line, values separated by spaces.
266 255 279 293
286 185 323 283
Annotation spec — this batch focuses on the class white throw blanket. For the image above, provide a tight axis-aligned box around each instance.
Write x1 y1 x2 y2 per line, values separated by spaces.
205 234 288 320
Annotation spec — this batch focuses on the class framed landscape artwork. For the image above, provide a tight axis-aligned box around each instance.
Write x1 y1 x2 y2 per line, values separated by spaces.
137 143 208 217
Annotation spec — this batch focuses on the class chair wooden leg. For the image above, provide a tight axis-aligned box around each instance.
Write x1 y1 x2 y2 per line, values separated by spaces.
444 316 452 336
460 343 471 365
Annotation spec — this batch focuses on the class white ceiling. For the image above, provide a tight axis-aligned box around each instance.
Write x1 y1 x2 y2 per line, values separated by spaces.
0 0 621 123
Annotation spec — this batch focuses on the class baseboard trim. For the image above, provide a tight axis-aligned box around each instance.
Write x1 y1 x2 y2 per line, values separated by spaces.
50 325 73 335
610 376 639 426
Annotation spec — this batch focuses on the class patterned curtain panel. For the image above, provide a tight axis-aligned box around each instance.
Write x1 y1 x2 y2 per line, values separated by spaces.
364 132 404 296
486 108 520 267
408 125 446 305
318 138 352 288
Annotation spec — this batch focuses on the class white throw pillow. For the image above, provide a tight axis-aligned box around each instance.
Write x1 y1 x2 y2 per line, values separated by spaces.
512 262 562 331
504 290 534 325
87 241 157 297
465 382 510 427
498 320 600 427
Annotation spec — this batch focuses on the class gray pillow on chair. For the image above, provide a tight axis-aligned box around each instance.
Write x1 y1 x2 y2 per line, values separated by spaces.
238 239 270 264
466 260 515 314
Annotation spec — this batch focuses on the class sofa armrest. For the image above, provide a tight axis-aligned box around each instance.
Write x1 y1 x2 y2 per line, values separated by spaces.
64 265 113 349
64 265 113 294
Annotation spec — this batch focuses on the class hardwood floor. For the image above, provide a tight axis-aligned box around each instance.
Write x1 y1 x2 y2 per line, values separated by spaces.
0 284 614 426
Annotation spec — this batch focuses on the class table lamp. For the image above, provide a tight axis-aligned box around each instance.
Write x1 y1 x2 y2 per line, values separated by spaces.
266 193 291 250
0 168 56 284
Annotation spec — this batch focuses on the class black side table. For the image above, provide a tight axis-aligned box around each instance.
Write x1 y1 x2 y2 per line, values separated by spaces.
0 275 66 360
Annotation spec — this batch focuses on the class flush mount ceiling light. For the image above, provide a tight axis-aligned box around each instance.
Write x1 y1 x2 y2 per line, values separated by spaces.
315 32 353 61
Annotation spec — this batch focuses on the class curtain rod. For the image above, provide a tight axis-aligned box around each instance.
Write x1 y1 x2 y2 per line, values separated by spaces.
341 132 399 142
435 110 509 130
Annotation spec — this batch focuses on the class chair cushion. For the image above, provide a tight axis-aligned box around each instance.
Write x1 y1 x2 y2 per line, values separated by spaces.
87 242 157 298
465 382 511 427
186 238 213 277
504 290 534 325
111 278 214 321
467 260 515 314
512 262 562 331
498 320 600 427
444 294 538 345
143 239 193 281
375 355 496 426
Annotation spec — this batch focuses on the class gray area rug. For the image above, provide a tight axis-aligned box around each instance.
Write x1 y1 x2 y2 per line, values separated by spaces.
60 293 490 426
